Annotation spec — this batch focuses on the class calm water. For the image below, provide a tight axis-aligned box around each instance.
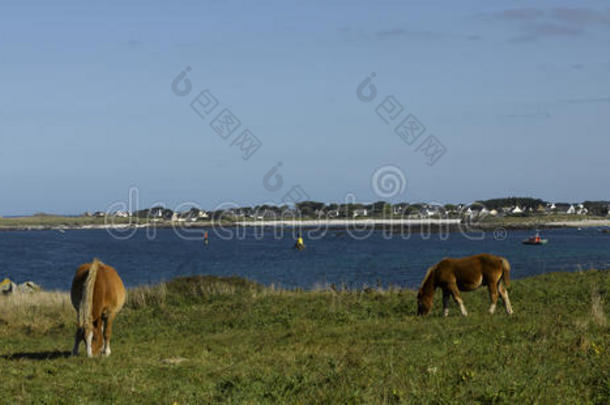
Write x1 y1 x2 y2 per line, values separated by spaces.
1 227 609 290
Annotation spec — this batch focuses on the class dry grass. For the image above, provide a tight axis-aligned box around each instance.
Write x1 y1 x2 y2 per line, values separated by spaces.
127 283 167 309
591 286 607 327
0 291 73 334
165 275 263 301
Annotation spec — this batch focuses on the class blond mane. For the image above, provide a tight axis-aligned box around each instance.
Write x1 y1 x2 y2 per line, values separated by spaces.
419 265 436 289
78 258 101 328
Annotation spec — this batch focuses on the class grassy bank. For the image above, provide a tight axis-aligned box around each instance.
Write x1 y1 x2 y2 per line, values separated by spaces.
0 215 127 228
479 214 610 228
1 271 609 403
1 214 609 231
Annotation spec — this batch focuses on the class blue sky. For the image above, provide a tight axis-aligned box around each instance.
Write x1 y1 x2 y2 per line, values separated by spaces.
1 0 609 215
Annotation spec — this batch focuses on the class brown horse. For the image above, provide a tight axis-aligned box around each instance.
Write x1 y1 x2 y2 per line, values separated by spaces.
417 254 513 317
70 259 126 357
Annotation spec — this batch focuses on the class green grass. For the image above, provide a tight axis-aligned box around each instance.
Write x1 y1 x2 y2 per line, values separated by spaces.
1 271 610 404
479 214 609 225
0 216 233 229
0 215 128 227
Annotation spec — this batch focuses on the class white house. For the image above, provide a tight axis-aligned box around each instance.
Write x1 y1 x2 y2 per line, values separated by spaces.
195 210 208 219
566 205 576 214
327 210 340 218
423 208 437 217
392 203 409 215
511 206 523 214
353 209 368 218
464 207 484 218
149 207 165 218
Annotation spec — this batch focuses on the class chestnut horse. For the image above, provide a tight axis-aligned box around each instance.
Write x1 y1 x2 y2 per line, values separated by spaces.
417 254 513 317
70 259 126 357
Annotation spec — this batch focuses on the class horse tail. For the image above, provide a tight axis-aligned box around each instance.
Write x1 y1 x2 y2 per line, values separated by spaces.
78 258 101 329
500 257 510 287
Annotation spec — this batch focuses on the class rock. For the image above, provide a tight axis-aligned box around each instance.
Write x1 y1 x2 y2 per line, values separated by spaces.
1 279 40 295
18 281 41 293
1 279 17 295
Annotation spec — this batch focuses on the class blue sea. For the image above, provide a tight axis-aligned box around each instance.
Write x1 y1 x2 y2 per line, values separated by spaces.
1 227 609 291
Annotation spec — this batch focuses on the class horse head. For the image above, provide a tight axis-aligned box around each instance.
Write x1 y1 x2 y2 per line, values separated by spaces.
417 265 437 315
417 288 434 316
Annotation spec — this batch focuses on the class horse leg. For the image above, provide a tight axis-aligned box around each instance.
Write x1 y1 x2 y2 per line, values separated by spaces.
85 319 104 357
487 281 499 315
93 318 105 355
85 328 94 357
498 283 513 315
102 312 116 356
442 288 450 317
72 328 82 356
449 284 468 316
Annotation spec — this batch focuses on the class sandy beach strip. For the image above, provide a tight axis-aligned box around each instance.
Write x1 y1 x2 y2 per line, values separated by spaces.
546 219 610 227
232 219 463 227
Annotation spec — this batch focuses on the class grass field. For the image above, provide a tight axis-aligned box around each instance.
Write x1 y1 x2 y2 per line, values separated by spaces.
1 271 609 404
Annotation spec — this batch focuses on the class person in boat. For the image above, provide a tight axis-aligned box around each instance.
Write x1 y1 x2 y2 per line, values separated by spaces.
294 234 305 250
203 231 209 245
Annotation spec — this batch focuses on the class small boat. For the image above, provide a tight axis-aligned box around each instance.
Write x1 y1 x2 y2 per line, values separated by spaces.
522 232 547 245
522 238 548 245
522 234 548 245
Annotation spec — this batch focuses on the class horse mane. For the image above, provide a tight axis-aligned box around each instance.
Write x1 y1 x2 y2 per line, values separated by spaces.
419 264 437 290
78 258 101 328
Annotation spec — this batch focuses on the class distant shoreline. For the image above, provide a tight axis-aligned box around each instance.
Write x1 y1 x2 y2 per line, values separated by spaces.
0 218 609 232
